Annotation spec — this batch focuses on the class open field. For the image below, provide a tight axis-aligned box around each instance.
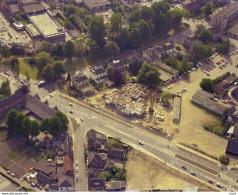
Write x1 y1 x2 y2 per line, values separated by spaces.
126 149 213 191
19 58 39 80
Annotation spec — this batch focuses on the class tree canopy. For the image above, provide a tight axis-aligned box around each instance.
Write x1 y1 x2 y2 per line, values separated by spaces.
104 41 120 59
64 40 75 59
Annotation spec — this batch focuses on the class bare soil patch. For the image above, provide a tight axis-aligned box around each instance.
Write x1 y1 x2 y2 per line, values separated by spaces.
126 149 213 191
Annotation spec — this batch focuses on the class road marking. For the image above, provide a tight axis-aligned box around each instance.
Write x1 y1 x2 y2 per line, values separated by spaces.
81 112 87 117
150 144 155 148
154 146 158 150
84 113 90 119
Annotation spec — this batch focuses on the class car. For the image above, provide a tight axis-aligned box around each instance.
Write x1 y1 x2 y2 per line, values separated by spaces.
222 64 226 68
6 171 11 175
31 182 36 187
208 180 214 184
222 100 228 104
75 167 78 172
203 70 208 74
219 66 223 69
75 161 78 166
183 88 188 92
167 86 172 89
20 81 24 84
11 173 15 177
221 59 225 62
80 118 84 121
206 68 210 72
49 94 53 97
179 76 182 80
216 183 222 188
234 82 237 86
76 175 79 180
69 111 73 114
171 79 177 83
38 80 47 87
4 71 9 75
138 141 144 145
207 73 210 76
191 172 196 176
182 166 187 170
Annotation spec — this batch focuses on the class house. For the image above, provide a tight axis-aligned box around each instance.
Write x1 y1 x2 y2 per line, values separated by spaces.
72 74 95 96
163 42 176 56
226 139 238 156
87 130 108 150
88 152 110 170
83 0 111 12
192 90 228 115
226 126 238 138
90 66 107 84
209 27 221 42
33 158 56 176
87 168 101 179
52 135 65 148
107 148 125 162
183 35 198 49
105 181 126 191
88 178 106 191
63 154 74 177
37 172 52 185
49 184 59 192
213 84 228 98
142 48 157 61
110 60 127 75
182 0 206 14
232 87 238 99
58 175 74 192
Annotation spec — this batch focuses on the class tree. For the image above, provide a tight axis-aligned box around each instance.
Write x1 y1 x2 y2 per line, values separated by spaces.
0 80 11 97
45 151 56 160
196 26 212 44
54 111 69 133
153 13 170 35
66 4 76 16
128 9 142 23
41 65 54 81
10 57 19 68
151 1 170 14
204 2 213 16
6 109 18 130
14 113 26 134
99 171 112 181
219 154 229 165
221 108 229 125
161 91 173 102
66 72 71 81
20 117 31 138
35 51 51 72
49 116 62 136
199 78 214 92
129 28 142 49
25 70 30 81
52 61 66 76
64 40 75 59
103 41 120 59
54 44 64 56
106 65 115 80
40 41 53 53
1 45 11 58
89 16 106 49
141 6 154 24
215 40 230 54
50 2 56 15
129 59 142 75
40 118 50 134
170 8 190 29
137 62 160 86
110 13 123 36
136 19 151 41
89 40 101 57
31 120 40 137
191 41 212 61
112 69 125 86
114 28 129 50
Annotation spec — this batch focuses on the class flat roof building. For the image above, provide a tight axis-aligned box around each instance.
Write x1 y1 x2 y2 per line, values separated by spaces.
83 0 111 12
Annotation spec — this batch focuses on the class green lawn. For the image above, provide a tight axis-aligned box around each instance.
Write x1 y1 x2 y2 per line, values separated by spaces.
7 150 20 159
19 58 39 80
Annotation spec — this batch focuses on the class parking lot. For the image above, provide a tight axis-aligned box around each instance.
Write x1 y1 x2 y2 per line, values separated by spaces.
164 52 238 157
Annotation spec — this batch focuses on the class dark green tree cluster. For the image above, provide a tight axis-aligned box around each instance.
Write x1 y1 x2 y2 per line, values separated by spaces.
0 79 11 100
106 65 125 86
137 62 160 86
6 110 69 138
219 154 229 165
1 45 11 58
204 2 213 16
6 109 40 138
191 40 212 62
129 59 142 75
165 55 193 74
195 24 212 44
10 57 20 75
99 165 126 181
215 40 230 54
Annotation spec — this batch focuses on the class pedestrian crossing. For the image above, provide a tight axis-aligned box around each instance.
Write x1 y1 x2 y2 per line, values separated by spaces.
132 136 175 157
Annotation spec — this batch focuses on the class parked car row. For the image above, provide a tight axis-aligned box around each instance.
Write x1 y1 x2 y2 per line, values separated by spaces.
177 88 187 95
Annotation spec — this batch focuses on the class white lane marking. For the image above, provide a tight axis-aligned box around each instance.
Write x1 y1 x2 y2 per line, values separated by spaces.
154 146 158 150
81 112 87 117
84 113 91 119
150 144 155 148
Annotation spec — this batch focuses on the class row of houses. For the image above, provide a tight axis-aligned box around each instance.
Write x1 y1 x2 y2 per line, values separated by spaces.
86 130 127 191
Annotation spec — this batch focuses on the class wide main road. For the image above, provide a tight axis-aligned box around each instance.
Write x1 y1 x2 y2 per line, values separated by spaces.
45 92 237 192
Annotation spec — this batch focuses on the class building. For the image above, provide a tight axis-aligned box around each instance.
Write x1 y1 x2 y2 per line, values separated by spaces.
107 148 126 162
13 21 24 30
211 2 238 32
213 83 229 98
58 176 74 192
83 0 111 12
63 154 74 177
182 0 206 14
226 139 238 156
87 130 108 150
37 172 52 185
88 152 110 170
183 186 199 192
192 90 228 115
26 12 65 42
105 181 126 191
110 60 127 75
22 2 46 14
183 35 198 49
90 66 107 84
226 126 238 138
209 27 222 42
172 96 181 123
153 62 179 84
88 178 106 191
72 74 95 96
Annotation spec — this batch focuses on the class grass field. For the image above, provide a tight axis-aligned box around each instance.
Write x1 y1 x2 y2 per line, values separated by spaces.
7 150 20 159
19 58 39 80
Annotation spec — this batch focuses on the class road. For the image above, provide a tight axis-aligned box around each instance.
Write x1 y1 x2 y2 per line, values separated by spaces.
44 92 237 192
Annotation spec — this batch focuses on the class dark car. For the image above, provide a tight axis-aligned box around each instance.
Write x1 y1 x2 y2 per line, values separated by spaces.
191 172 196 176
182 166 187 170
4 71 9 75
208 180 214 184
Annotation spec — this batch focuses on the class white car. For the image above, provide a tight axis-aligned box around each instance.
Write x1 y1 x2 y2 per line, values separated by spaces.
75 167 78 172
75 161 78 166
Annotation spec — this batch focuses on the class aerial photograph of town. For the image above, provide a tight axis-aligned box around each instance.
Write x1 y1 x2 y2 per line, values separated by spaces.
0 0 238 193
